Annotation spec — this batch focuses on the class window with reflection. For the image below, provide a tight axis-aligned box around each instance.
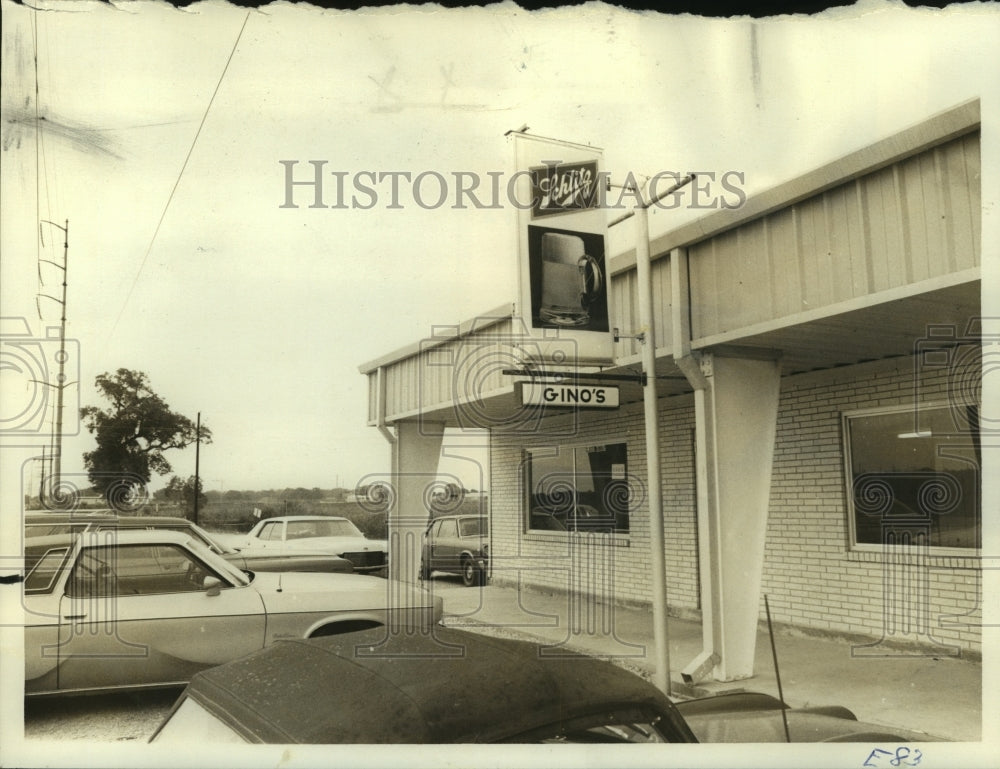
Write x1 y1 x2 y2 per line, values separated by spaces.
526 443 631 533
845 405 980 550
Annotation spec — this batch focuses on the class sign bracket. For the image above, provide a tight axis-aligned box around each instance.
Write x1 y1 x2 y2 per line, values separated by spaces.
501 368 647 386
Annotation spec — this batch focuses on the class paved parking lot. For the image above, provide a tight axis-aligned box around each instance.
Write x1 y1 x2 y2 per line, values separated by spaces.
23 688 179 741
19 575 983 744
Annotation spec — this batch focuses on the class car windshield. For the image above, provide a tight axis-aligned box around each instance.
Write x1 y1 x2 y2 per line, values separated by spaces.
184 523 234 554
508 710 670 743
541 722 667 743
184 537 250 586
286 519 363 539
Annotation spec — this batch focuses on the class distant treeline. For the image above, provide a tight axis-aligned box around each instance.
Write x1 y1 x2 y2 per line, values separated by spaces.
155 486 481 502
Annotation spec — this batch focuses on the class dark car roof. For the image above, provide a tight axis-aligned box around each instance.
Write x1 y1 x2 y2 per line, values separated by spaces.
26 512 191 526
173 627 696 744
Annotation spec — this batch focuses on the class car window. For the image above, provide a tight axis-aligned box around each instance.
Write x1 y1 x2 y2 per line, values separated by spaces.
257 522 280 541
25 524 76 538
311 519 363 538
65 544 224 597
539 722 667 743
159 524 223 554
286 522 319 539
459 518 486 537
507 711 670 743
435 519 458 538
24 547 70 593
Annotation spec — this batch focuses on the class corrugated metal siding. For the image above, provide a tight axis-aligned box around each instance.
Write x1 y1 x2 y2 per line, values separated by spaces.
367 372 379 424
379 318 518 422
609 254 675 359
690 133 981 339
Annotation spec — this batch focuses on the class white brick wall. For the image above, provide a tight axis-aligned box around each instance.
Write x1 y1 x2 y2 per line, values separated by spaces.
488 356 982 653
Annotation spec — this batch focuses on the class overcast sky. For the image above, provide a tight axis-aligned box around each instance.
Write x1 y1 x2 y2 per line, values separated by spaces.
2 1 998 499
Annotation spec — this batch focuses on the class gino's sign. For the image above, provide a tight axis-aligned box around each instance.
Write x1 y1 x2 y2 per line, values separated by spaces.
521 383 620 408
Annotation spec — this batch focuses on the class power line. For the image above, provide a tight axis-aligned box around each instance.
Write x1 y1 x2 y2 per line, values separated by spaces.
107 11 252 344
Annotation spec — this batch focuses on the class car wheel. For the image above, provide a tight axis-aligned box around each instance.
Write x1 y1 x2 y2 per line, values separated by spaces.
461 558 481 588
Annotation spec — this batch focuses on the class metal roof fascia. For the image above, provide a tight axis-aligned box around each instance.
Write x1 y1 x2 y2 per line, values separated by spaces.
609 98 981 276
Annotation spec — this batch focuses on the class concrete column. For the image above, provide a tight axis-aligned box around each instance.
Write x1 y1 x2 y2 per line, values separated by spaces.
701 351 782 681
389 420 445 585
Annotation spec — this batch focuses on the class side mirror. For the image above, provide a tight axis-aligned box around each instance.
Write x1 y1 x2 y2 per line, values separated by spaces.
203 576 222 597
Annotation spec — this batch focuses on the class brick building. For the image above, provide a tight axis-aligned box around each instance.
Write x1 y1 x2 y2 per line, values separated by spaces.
360 100 984 682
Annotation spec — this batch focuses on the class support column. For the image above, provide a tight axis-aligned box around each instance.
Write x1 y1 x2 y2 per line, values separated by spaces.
700 351 782 681
389 420 445 584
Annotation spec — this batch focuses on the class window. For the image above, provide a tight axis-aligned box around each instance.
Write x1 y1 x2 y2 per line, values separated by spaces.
286 522 319 540
258 522 281 541
434 519 458 539
844 404 980 550
66 544 222 597
459 517 487 537
24 547 69 593
526 443 630 533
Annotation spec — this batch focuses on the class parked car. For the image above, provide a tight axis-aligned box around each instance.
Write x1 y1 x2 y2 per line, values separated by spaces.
23 529 442 695
24 511 354 574
236 515 388 573
420 514 488 586
150 626 942 744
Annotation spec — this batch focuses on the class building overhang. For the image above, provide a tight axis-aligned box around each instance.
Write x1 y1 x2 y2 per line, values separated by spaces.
361 99 982 428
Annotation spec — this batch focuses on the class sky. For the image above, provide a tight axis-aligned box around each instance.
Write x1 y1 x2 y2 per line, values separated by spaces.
1 0 998 501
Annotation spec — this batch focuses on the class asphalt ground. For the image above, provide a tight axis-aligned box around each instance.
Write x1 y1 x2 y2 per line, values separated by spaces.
429 576 983 743
19 574 983 744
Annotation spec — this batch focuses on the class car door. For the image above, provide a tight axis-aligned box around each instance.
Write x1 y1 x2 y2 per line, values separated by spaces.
23 544 74 694
431 518 460 572
52 537 266 692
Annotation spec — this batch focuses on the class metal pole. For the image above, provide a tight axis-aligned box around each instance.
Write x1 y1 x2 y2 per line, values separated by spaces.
53 220 68 497
634 198 671 696
764 595 791 742
193 412 201 525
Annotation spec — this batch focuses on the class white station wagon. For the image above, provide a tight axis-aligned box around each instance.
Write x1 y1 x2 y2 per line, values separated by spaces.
23 529 441 695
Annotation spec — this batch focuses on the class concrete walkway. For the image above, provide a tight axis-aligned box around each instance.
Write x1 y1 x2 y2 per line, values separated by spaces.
428 577 982 742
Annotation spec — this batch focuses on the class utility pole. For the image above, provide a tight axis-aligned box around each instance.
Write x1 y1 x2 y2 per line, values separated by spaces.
36 219 70 505
193 412 201 525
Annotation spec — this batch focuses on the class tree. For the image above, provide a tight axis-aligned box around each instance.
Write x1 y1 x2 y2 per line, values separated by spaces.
80 369 211 505
163 475 208 517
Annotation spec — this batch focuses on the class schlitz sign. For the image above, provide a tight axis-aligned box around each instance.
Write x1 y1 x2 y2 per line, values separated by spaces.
530 160 600 218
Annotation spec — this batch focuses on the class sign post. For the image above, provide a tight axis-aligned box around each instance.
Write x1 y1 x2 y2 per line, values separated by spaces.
634 198 671 695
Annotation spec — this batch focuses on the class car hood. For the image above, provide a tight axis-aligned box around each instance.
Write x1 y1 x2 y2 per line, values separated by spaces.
249 572 437 612
676 694 945 743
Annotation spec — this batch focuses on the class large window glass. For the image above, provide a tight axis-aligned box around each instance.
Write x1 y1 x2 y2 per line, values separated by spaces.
845 405 980 550
526 443 630 533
